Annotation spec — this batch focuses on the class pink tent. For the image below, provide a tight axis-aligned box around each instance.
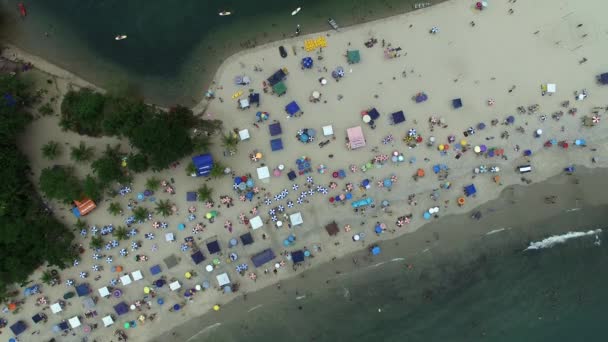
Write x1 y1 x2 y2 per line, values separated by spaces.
347 126 366 149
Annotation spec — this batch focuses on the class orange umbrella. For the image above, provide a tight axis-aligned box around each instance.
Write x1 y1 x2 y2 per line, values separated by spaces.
116 266 123 272
8 303 17 311
417 169 425 177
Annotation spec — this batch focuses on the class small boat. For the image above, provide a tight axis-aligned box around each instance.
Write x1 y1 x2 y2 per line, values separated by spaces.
413 3 431 9
115 35 127 41
18 3 27 17
328 18 339 31
291 7 301 16
219 11 232 16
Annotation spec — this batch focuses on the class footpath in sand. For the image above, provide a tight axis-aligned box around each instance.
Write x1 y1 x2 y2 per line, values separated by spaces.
4 0 608 341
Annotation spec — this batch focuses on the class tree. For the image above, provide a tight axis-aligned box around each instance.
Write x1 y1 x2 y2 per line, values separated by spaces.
101 96 147 136
145 177 161 191
197 184 213 202
60 88 106 136
40 270 59 286
70 141 95 163
82 175 102 202
89 236 104 250
74 219 87 231
113 226 129 241
127 153 149 173
185 161 196 176
39 166 82 204
91 145 129 186
107 202 122 216
221 133 239 150
132 206 149 222
155 199 173 217
41 141 61 160
210 162 226 178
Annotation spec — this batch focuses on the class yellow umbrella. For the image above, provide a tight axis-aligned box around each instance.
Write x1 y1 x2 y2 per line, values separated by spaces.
213 304 221 311
185 272 192 279
143 287 150 294
206 213 212 219
255 152 263 159
438 144 444 151
460 139 467 146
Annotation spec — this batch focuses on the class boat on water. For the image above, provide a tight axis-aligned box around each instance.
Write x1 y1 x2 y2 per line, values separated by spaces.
219 11 232 16
115 35 127 41
413 3 431 9
18 2 27 17
291 7 301 16
328 18 339 31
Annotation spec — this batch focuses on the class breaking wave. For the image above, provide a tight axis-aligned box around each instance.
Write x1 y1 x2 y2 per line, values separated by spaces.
524 229 602 251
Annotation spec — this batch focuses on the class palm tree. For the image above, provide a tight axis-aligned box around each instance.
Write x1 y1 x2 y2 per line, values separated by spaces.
221 133 239 150
132 206 149 222
107 202 122 216
155 199 173 217
40 270 59 286
197 184 213 202
210 162 227 178
185 162 197 176
113 226 129 240
70 141 95 162
41 141 61 160
74 219 87 231
145 177 161 191
89 235 104 249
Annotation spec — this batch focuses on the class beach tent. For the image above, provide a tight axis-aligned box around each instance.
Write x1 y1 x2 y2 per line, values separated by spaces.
269 122 282 136
149 264 162 275
31 313 44 324
290 212 303 226
72 198 96 218
169 281 181 291
322 125 334 136
50 303 62 314
248 93 260 106
597 73 608 85
238 129 250 141
163 254 179 269
273 82 287 96
131 270 143 281
114 302 129 316
325 221 339 236
291 250 305 263
191 251 205 265
347 126 366 149
82 296 95 309
239 98 250 109
251 249 276 267
347 50 361 64
165 232 175 242
368 108 380 120
216 273 231 287
207 240 221 254
287 170 297 181
191 154 214 177
257 166 270 181
391 111 405 124
464 184 477 197
186 192 197 202
68 316 81 329
250 215 264 230
120 275 132 286
102 315 114 327
285 101 301 116
452 98 463 109
240 232 254 245
54 322 69 332
75 283 90 297
270 138 284 151
267 68 287 86
10 321 26 335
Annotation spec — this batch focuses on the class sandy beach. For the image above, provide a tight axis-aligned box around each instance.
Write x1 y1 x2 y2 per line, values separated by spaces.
3 0 608 341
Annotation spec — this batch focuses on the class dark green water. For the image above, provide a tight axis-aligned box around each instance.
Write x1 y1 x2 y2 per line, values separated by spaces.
4 0 426 105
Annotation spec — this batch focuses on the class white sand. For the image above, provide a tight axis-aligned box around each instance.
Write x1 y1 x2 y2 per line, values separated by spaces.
5 0 608 341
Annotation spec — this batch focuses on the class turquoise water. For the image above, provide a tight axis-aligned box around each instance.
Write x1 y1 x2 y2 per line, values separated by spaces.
4 0 425 105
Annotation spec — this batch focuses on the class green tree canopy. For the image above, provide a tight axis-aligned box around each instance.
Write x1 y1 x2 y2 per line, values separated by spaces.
60 88 106 136
127 153 149 173
91 145 129 186
39 166 83 204
101 96 148 136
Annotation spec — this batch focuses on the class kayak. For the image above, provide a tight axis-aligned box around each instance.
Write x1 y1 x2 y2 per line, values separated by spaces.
219 11 232 16
291 7 301 16
115 35 127 41
18 3 26 17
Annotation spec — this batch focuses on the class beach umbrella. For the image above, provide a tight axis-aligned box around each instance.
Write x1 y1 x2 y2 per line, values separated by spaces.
383 179 392 188
66 279 74 287
477 122 486 130
120 248 128 257
106 256 113 264
306 176 314 183
297 198 303 205
423 212 431 220
375 226 383 234
301 57 313 69
155 279 165 287
336 67 345 77
506 115 515 124
157 298 164 305
277 205 285 212
287 201 294 208
269 208 276 216
230 253 238 261
110 278 118 286
234 75 243 84
371 246 381 255
92 264 100 272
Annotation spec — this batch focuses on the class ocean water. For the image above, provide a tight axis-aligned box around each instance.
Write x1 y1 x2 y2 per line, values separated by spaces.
3 0 428 105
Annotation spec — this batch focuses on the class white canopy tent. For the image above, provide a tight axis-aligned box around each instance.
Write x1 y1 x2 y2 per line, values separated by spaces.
50 302 62 314
290 212 303 226
239 98 250 109
131 270 143 281
250 215 263 230
239 129 250 141
256 166 270 182
102 315 114 327
165 232 175 242
322 125 334 136
169 281 181 291
98 286 110 298
68 316 81 328
120 275 132 286
216 273 231 287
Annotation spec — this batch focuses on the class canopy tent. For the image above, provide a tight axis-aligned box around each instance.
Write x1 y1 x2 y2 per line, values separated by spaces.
452 98 463 109
238 129 250 141
368 108 380 120
10 321 27 335
270 138 284 151
597 73 608 85
391 111 405 124
257 166 270 181
50 303 62 314
251 249 276 267
120 275 132 286
163 254 179 269
347 126 366 149
31 313 44 323
186 192 197 201
75 283 90 297
267 68 287 86
248 93 260 105
273 82 287 96
149 264 162 275
82 297 95 309
72 198 96 217
239 98 250 109
325 221 339 236
287 170 297 181
464 184 477 197
169 281 181 291
68 316 81 329
191 251 205 264
131 270 143 281
250 216 264 230
207 240 221 254
165 232 175 242
102 315 114 327
285 101 301 116
191 154 214 177
269 122 282 136
291 250 305 263
114 302 129 315
216 273 231 287
54 322 69 332
322 125 334 136
240 232 254 245
289 212 303 226
347 50 361 64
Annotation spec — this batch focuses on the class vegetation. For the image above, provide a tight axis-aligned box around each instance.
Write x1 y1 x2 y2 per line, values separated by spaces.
41 140 62 160
0 75 75 300
112 226 129 241
89 235 104 250
127 153 149 173
185 161 196 176
82 175 102 202
132 206 149 222
38 103 54 116
197 184 213 202
39 165 82 204
70 141 95 162
210 162 226 178
59 88 106 136
107 202 122 216
40 270 60 286
155 199 173 217
221 132 239 151
145 177 161 191
91 145 130 186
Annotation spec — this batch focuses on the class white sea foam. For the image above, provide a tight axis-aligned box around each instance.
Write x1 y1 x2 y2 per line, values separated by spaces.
565 208 582 212
524 229 602 251
391 257 405 262
295 295 306 300
247 304 264 312
186 323 221 342
485 227 511 235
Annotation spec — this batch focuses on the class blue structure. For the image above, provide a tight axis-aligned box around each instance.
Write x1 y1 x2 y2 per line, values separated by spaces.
206 240 221 254
240 232 254 245
186 192 197 202
248 93 260 106
391 111 405 124
192 154 214 177
31 313 44 324
149 264 162 275
75 283 90 297
285 101 301 116
301 57 313 69
287 170 297 181
114 302 130 315
269 122 282 136
452 98 463 109
191 251 205 264
270 138 284 151
368 108 380 120
291 250 305 263
267 69 287 86
464 184 477 197
251 249 276 267
10 321 27 335
352 197 373 208
371 246 381 256
598 73 608 85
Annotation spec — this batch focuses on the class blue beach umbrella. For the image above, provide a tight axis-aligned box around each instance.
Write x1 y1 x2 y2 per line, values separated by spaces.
371 246 381 255
234 177 242 185
137 193 144 200
304 250 311 257
283 239 290 246
157 298 164 305
423 212 431 220
383 179 392 188
301 57 313 69
173 304 181 311
375 226 383 234
246 179 254 188
178 223 185 231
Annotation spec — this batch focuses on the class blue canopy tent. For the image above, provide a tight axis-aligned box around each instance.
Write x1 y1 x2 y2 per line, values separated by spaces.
301 57 313 69
291 250 305 263
248 93 260 106
391 111 405 124
287 170 297 181
75 283 90 297
240 232 254 245
368 108 380 120
597 73 608 85
452 98 463 109
191 251 205 264
285 101 301 116
186 192 197 202
267 69 287 86
269 122 282 136
10 321 26 335
464 184 477 197
149 264 162 275
32 313 44 324
192 154 214 177
251 249 276 267
55 321 69 332
206 240 221 254
270 138 284 151
114 302 130 315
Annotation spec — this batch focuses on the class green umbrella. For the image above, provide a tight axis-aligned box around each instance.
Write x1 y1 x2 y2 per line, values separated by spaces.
124 322 130 329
